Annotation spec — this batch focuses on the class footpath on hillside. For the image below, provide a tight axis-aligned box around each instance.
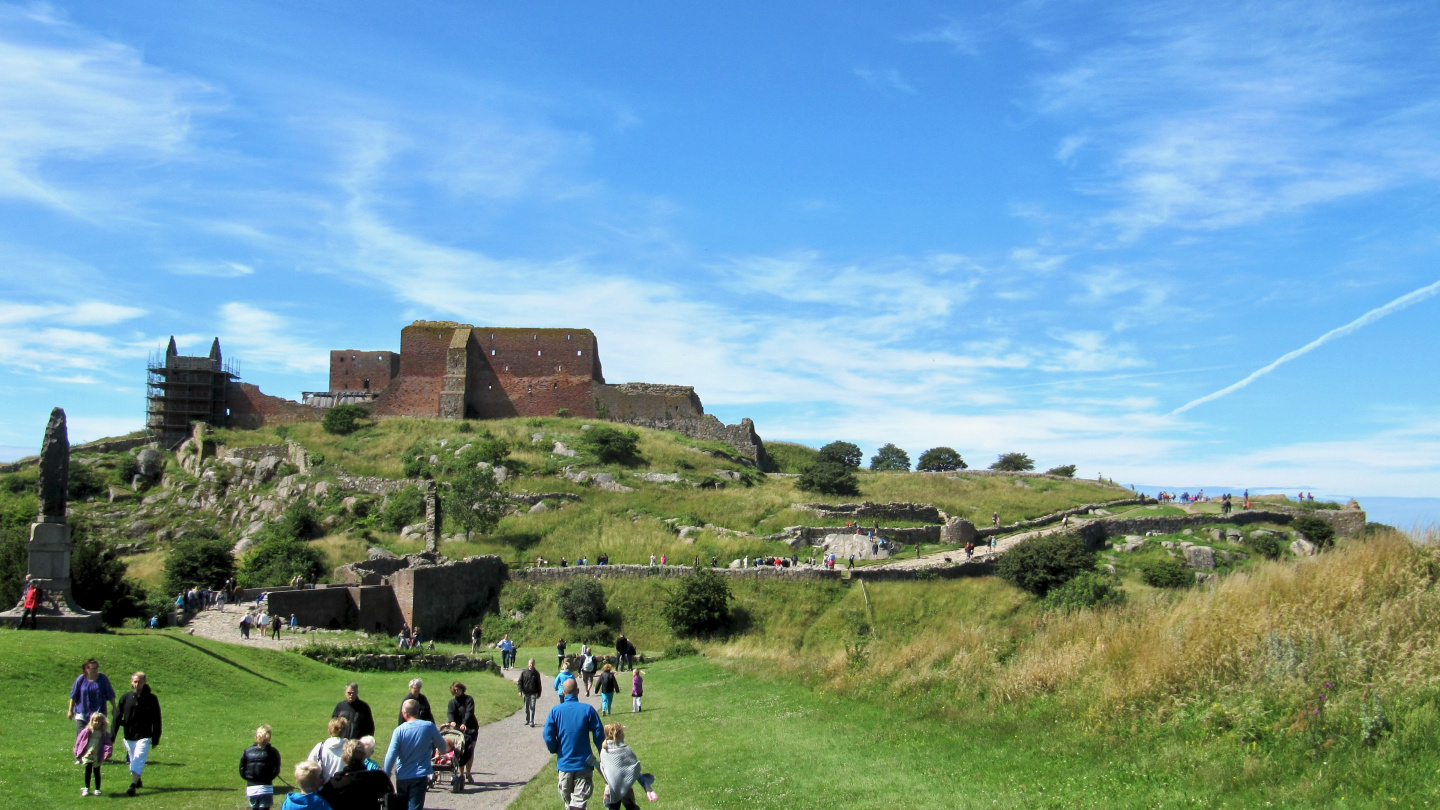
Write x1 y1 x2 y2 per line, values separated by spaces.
872 513 1103 571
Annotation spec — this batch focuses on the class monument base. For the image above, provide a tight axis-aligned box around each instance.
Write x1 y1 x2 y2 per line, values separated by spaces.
0 521 102 632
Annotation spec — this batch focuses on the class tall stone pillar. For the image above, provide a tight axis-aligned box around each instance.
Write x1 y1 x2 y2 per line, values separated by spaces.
1 408 102 631
423 481 441 554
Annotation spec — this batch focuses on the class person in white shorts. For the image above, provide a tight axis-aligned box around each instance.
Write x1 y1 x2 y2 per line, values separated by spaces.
113 672 162 797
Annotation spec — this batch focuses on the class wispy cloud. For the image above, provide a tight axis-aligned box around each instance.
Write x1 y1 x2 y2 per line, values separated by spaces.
216 303 329 375
1173 278 1440 414
903 19 980 55
854 67 915 94
168 261 254 278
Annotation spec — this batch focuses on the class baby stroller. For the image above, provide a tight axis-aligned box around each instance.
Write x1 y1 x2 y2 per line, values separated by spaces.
429 727 470 793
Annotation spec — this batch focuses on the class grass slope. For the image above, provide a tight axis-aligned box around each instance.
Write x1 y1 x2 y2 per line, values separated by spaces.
0 630 516 808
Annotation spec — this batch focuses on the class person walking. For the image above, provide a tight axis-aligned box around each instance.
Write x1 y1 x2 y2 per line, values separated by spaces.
113 671 162 797
580 649 597 696
556 638 567 669
543 679 604 810
596 663 619 716
395 679 433 726
553 662 576 702
240 611 252 640
444 681 479 785
384 698 447 810
306 717 349 783
630 670 644 714
499 634 515 669
75 711 111 796
68 658 117 741
470 624 482 656
518 659 543 726
333 683 375 740
14 575 41 629
270 612 282 640
614 634 629 672
240 724 283 810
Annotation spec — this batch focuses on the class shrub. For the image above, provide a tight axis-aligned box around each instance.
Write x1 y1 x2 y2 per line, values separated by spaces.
1250 532 1284 560
1042 571 1125 612
1139 556 1193 588
995 533 1095 597
381 486 426 532
401 440 431 479
67 463 105 500
238 535 326 588
0 524 25 610
450 465 507 535
1045 464 1077 478
71 529 147 625
163 533 236 594
114 454 139 486
1 470 36 495
762 442 822 473
277 501 320 540
556 576 608 632
457 439 510 467
666 641 701 658
1291 516 1336 550
663 568 733 636
917 447 966 472
322 404 370 435
869 443 910 472
818 441 862 469
577 426 641 465
991 452 1035 472
796 459 860 496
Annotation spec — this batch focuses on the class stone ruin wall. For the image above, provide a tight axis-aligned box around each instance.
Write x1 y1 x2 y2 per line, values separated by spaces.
596 382 768 466
329 350 400 393
511 563 842 584
225 382 323 429
793 501 944 523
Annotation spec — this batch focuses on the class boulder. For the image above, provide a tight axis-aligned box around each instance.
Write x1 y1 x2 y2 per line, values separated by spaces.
243 521 265 537
136 448 165 480
592 473 615 484
428 455 440 465
313 481 331 498
635 472 682 483
553 442 578 458
1225 528 1243 543
400 522 425 540
1210 529 1225 542
728 559 743 569
529 502 551 514
254 455 282 483
108 486 131 503
716 470 742 481
598 481 635 493
1184 545 1216 570
233 537 255 556
439 439 449 448
1290 539 1316 557
531 432 545 443
1182 529 1194 535
456 443 472 456
565 470 591 484
342 496 358 513
1120 538 1145 553
493 466 508 484
580 425 593 431
1195 572 1213 585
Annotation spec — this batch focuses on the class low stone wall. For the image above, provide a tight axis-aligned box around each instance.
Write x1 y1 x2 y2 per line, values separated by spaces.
849 560 997 582
218 444 288 461
511 564 843 583
795 525 940 544
305 653 498 673
336 475 424 495
1079 510 1297 544
974 497 1152 540
792 501 943 524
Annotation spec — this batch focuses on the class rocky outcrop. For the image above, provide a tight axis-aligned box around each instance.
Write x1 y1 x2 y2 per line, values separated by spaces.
792 501 944 524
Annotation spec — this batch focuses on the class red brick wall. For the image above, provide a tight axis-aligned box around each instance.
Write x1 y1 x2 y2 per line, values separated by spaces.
369 322 453 417
226 382 323 429
329 350 399 393
467 327 602 418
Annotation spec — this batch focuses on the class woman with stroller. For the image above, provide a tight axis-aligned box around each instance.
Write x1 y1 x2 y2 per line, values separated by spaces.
443 681 479 786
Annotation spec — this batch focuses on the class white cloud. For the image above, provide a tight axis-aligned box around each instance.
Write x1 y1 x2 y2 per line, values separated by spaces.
216 303 329 375
168 261 255 278
904 20 981 55
854 67 916 95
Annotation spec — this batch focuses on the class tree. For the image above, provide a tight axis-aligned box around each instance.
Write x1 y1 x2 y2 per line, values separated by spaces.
818 441 862 469
991 452 1035 472
71 528 147 625
277 502 319 540
163 533 235 594
1045 464 1077 478
556 576 608 632
1291 516 1336 550
381 486 426 532
869 443 910 472
797 460 860 496
917 447 966 472
995 533 1095 597
238 535 326 588
1139 556 1193 588
322 404 370 435
577 426 642 465
450 465 508 535
664 567 733 636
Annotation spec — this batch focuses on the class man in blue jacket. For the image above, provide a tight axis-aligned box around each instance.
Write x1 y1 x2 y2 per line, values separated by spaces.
384 699 447 810
542 679 604 809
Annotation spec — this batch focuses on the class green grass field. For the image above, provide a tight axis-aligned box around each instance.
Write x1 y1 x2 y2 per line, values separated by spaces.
0 630 517 809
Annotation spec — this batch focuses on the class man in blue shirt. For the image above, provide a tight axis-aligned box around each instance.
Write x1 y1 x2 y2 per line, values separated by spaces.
542 679 604 809
498 634 515 670
384 699 448 810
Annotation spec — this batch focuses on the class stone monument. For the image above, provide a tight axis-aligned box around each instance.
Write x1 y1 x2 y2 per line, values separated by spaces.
0 408 102 631
423 480 441 554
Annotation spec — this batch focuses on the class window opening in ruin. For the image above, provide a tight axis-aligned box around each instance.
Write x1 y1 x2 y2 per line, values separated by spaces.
576 350 582 356
363 378 370 390
537 350 542 356
491 349 496 355
504 365 509 371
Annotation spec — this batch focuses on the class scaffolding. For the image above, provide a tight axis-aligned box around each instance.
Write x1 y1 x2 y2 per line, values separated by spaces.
145 342 240 450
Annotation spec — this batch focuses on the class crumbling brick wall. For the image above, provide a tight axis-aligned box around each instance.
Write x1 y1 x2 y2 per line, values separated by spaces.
369 322 452 418
226 382 323 429
329 350 400 393
390 555 508 635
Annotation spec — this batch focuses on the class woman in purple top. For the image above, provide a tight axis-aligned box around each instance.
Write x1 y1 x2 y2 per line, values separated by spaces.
67 658 117 741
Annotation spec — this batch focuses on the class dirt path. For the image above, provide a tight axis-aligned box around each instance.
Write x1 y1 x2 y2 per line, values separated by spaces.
873 514 1102 571
183 603 313 649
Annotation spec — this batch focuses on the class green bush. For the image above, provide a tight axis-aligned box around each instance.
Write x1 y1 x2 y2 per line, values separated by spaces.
71 529 147 625
114 454 139 486
1042 571 1125 612
797 459 860 496
1045 464 1077 478
163 533 235 595
577 426 642 465
1139 556 1193 588
0 470 35 495
869 443 911 471
1291 516 1336 550
917 447 966 472
322 404 370 435
663 567 733 637
238 535 326 588
556 576 608 632
995 533 1095 597
449 465 507 535
990 452 1035 472
1250 532 1284 559
456 438 510 467
67 463 105 500
665 640 701 658
381 485 426 532
818 441 862 469
277 501 320 540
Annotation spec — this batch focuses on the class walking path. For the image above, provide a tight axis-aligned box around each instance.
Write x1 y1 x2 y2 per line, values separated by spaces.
183 603 310 649
874 513 1103 571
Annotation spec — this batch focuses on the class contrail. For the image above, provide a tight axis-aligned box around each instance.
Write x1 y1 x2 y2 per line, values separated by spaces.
1172 279 1440 415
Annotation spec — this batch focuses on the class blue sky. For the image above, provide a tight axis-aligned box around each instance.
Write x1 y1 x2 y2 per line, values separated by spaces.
1 1 1439 500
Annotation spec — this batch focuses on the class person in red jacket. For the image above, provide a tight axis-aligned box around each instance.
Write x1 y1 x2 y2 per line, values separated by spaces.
14 576 41 630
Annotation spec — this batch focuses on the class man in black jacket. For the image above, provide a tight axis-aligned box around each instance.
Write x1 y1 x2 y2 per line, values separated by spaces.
615 634 629 672
319 739 394 810
332 683 375 740
517 659 543 727
114 672 162 797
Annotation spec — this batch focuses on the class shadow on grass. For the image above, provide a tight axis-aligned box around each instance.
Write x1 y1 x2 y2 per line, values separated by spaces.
157 634 288 686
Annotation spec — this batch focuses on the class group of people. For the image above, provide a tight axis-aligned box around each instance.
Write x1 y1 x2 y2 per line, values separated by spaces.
239 610 295 640
67 658 162 797
395 624 430 651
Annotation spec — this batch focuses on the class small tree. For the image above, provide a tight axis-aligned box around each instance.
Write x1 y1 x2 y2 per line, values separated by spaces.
869 443 910 472
991 452 1035 472
449 465 508 536
163 534 236 594
664 567 733 636
1291 516 1336 550
67 463 105 501
381 486 426 532
277 502 320 540
797 460 860 496
1045 464 1077 478
1139 556 1193 588
239 535 326 588
995 533 1094 597
578 426 642 465
322 404 370 435
71 528 147 625
1041 571 1125 613
917 447 966 472
1250 533 1283 560
818 441 863 469
556 576 608 632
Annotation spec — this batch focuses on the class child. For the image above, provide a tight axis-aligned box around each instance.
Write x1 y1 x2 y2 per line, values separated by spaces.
240 724 283 809
75 711 111 796
281 761 329 809
631 669 644 713
599 723 657 809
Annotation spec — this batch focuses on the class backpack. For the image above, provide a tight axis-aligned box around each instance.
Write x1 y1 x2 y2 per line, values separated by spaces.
582 655 595 672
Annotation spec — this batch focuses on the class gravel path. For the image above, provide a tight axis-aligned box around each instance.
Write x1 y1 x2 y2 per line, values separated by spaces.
183 603 312 649
875 514 1101 570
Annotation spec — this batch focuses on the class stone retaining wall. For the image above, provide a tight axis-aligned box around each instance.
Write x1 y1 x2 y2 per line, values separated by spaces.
797 525 940 544
974 497 1151 540
511 563 843 583
335 475 425 495
305 653 498 672
792 501 943 523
